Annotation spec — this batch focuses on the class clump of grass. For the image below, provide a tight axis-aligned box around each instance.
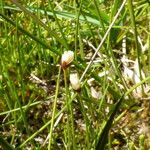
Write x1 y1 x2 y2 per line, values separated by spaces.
0 0 150 149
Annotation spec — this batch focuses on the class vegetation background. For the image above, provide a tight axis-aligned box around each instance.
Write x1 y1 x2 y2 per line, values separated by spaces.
0 0 150 149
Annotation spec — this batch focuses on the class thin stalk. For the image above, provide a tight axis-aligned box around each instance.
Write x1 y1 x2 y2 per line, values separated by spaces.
148 4 150 73
63 69 76 150
139 134 145 150
93 0 106 34
0 99 45 116
77 94 90 149
108 131 112 149
74 0 82 59
18 73 150 148
81 12 99 46
19 92 78 148
107 0 128 94
48 66 61 150
4 70 30 136
63 69 71 149
11 0 68 49
80 0 127 81
107 35 128 94
96 75 150 150
15 19 30 136
48 1 69 50
1 59 29 135
0 136 15 150
128 0 144 94
0 13 59 54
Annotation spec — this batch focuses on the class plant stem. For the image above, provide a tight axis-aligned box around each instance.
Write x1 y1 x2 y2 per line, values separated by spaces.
63 69 76 150
128 0 144 94
48 66 61 150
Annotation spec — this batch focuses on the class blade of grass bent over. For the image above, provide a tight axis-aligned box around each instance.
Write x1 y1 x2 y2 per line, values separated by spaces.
2 5 107 26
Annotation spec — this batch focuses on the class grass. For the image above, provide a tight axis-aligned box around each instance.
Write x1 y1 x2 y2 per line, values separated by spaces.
0 0 150 149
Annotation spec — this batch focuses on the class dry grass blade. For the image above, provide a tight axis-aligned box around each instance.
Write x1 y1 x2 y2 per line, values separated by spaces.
80 0 127 81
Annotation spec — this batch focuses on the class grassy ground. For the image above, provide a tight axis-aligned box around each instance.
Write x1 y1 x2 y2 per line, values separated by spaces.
0 0 150 149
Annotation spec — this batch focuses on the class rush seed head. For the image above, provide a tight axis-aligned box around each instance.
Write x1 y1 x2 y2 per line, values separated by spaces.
61 51 74 69
70 73 81 91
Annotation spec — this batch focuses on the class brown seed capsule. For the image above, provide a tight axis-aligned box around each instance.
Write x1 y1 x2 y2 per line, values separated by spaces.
61 51 74 69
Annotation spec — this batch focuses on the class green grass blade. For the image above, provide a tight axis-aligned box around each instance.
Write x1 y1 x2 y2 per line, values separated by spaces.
48 67 61 150
11 0 69 49
0 135 15 150
128 0 144 94
96 75 150 149
2 5 108 26
0 13 60 54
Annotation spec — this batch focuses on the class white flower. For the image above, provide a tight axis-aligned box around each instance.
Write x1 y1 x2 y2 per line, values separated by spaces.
70 73 81 91
0 75 2 81
90 87 100 99
61 51 74 69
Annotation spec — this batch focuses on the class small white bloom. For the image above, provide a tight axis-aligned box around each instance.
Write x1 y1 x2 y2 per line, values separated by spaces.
0 75 2 81
90 87 100 99
70 73 81 91
61 51 74 69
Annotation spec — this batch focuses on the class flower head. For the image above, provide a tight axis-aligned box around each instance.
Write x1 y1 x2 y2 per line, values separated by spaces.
61 51 74 69
70 73 81 91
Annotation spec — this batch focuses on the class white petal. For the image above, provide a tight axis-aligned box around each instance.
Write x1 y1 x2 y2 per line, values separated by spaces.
70 73 81 91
